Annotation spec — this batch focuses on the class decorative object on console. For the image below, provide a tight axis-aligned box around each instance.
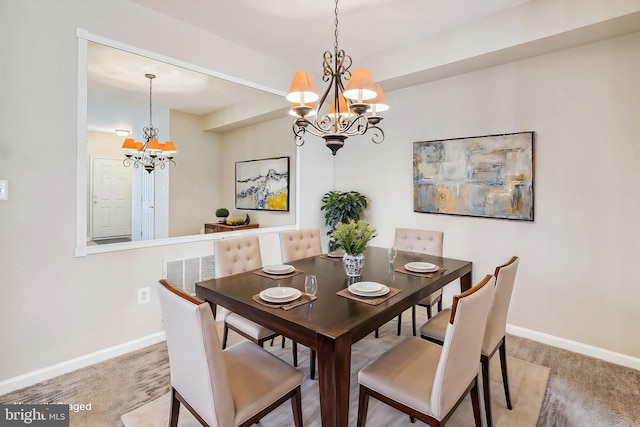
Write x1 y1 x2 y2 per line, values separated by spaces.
215 208 229 223
331 220 376 277
121 73 177 173
285 0 389 155
413 132 534 221
235 157 289 211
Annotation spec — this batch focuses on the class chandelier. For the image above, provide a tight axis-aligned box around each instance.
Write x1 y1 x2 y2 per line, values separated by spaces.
286 0 389 156
121 73 177 173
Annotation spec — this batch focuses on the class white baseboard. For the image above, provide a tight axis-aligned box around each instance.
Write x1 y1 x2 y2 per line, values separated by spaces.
507 324 640 371
0 332 166 396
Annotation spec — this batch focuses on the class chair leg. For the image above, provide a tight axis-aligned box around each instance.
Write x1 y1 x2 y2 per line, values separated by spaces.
357 385 370 427
169 387 180 427
222 323 229 349
411 305 417 336
426 304 433 319
310 350 316 380
437 298 442 313
499 339 513 410
270 337 275 346
374 328 379 338
292 341 298 367
291 386 303 427
481 354 492 427
397 313 402 335
281 336 286 348
471 377 483 427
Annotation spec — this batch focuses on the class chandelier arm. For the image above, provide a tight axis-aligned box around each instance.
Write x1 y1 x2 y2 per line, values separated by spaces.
369 125 385 144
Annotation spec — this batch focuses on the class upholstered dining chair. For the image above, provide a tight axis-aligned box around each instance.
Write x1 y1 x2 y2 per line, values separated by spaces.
378 228 444 337
158 280 304 427
279 228 321 379
214 236 299 367
357 275 495 427
420 256 519 427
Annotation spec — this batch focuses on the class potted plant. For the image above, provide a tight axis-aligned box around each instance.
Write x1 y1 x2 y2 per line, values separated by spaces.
321 191 368 251
215 208 229 223
331 220 377 277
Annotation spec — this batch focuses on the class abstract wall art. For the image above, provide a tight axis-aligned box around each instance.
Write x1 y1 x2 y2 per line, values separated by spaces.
413 132 534 221
235 156 290 211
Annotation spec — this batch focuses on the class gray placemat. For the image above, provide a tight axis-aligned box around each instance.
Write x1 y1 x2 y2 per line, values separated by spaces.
336 287 402 306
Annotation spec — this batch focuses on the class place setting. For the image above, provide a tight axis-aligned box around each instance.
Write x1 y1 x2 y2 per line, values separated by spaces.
320 249 345 262
337 280 402 306
253 263 304 279
395 261 447 278
252 275 318 311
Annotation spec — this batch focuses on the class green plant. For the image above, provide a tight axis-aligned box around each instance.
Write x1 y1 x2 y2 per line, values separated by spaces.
331 220 376 255
215 208 229 218
321 191 368 250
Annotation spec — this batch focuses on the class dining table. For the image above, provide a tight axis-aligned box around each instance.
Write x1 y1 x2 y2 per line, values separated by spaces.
195 246 472 427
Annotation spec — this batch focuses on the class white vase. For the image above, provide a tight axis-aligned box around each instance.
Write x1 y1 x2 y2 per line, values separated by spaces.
343 253 365 277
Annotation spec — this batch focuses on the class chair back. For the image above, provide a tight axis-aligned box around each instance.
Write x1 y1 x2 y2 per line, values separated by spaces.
482 256 519 355
430 275 495 419
158 280 235 427
279 228 322 262
394 228 443 256
214 236 262 278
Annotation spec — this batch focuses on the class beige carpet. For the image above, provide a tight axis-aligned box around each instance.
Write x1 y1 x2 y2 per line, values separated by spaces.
122 323 549 427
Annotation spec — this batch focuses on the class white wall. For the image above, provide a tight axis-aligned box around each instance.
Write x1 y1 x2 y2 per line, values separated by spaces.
334 32 640 358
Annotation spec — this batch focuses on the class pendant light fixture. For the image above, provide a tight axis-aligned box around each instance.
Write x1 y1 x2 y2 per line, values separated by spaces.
286 0 389 155
122 73 176 173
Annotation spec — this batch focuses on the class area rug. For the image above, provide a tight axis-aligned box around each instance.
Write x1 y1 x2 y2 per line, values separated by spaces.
122 324 549 427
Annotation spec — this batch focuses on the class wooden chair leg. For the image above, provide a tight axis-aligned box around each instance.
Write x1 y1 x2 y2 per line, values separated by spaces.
291 386 303 427
374 328 379 338
397 313 402 335
481 354 492 427
411 305 417 336
357 385 370 427
281 336 286 348
426 304 433 319
292 341 298 367
471 377 483 427
310 350 316 380
499 339 513 410
169 387 180 427
222 323 229 349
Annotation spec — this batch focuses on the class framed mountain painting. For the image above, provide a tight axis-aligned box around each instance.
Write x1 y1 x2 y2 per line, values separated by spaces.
235 156 290 211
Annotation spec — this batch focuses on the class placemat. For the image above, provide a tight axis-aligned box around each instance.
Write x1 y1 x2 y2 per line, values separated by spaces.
394 266 447 278
252 293 317 311
336 287 402 306
319 254 343 262
253 269 304 280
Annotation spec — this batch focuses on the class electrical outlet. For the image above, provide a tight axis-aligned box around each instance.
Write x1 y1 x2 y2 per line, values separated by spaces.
138 287 150 304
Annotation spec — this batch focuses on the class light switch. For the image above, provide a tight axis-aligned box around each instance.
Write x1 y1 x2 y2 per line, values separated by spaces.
0 180 7 201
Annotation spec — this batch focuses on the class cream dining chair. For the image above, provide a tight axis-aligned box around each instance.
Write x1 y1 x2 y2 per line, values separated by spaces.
392 228 444 336
357 275 495 427
214 236 299 366
279 228 321 379
158 280 303 427
420 256 519 427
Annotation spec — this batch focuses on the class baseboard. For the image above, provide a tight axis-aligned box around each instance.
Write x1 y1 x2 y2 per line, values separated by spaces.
507 324 640 371
0 332 166 396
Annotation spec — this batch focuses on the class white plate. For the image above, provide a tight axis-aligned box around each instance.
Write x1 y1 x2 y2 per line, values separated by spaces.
327 250 345 258
263 264 295 275
351 281 383 293
260 287 302 303
348 284 390 297
405 262 439 273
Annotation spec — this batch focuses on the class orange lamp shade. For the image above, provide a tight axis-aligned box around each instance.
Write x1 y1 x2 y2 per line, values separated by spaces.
286 71 319 103
343 67 377 101
328 93 352 119
289 102 317 117
146 138 162 151
121 138 137 150
365 84 389 113
162 141 177 153
135 142 144 151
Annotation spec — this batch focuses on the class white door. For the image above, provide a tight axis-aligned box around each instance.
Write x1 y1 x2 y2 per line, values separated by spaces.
91 158 132 239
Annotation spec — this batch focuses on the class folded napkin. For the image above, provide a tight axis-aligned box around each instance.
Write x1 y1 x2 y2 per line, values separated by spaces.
253 269 304 280
336 287 402 306
394 266 447 278
252 293 317 310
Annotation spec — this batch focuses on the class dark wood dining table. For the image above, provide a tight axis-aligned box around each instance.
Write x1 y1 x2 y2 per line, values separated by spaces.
195 246 472 427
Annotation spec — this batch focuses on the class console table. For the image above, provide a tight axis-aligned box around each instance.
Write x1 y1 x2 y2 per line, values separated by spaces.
204 223 259 233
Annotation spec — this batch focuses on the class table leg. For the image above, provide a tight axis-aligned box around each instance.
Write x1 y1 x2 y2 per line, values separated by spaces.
460 270 473 292
317 332 351 427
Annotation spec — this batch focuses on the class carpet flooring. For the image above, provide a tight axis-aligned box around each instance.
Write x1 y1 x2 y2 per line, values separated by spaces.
2 307 639 426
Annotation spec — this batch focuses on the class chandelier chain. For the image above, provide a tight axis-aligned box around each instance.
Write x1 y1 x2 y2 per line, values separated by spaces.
334 0 339 55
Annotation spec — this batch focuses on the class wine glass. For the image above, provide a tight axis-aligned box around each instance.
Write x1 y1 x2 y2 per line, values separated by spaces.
304 275 318 296
387 247 397 263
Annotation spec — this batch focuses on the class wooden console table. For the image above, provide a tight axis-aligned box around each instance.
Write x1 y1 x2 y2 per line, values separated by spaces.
204 223 259 233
